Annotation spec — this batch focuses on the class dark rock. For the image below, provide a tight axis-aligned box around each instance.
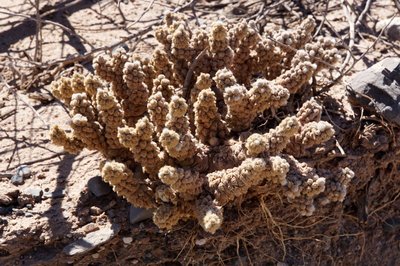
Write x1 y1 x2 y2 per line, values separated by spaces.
15 209 24 216
63 224 120 256
0 194 13 206
10 174 24 185
0 206 12 215
87 176 112 197
348 58 400 126
106 209 116 218
17 194 35 207
23 187 43 202
0 248 10 257
129 205 153 225
5 189 19 198
16 165 31 178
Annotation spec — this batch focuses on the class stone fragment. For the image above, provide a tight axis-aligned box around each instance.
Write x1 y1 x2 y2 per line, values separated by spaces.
10 174 24 185
23 187 43 202
122 236 133 244
82 223 100 234
42 189 65 199
87 176 112 197
348 58 400 126
63 224 120 256
16 165 31 178
89 206 103 216
129 205 153 225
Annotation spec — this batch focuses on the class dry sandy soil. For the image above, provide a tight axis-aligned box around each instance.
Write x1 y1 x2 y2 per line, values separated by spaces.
0 0 400 265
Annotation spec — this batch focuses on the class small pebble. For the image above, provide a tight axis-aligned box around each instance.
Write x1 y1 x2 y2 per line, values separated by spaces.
10 174 24 185
0 206 12 215
42 189 65 199
122 237 133 244
92 253 100 259
195 239 207 246
25 212 33 218
16 165 31 178
23 187 43 202
90 206 103 216
63 224 120 256
83 223 99 234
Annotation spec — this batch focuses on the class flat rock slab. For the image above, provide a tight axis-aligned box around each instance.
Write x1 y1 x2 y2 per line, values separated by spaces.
63 224 120 256
348 57 400 126
129 205 153 224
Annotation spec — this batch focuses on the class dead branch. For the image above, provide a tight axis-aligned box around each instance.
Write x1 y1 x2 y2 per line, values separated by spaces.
0 8 95 50
340 0 355 72
355 0 373 27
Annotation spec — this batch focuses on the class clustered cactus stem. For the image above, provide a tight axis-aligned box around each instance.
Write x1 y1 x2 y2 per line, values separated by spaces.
49 13 351 234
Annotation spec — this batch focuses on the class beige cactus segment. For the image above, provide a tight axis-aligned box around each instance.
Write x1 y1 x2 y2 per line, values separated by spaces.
246 116 300 156
223 84 252 131
276 50 317 93
194 195 223 234
155 184 178 205
298 121 335 148
166 95 190 134
153 203 193 230
194 88 228 146
158 165 204 197
159 128 198 162
122 61 149 117
190 73 212 105
318 167 354 205
283 155 326 216
208 156 289 206
50 77 74 105
96 88 125 149
296 97 322 125
84 73 103 98
70 114 106 152
69 92 96 121
147 91 168 134
49 125 84 154
117 117 164 174
152 74 175 100
214 68 237 91
101 160 155 209
245 133 268 157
